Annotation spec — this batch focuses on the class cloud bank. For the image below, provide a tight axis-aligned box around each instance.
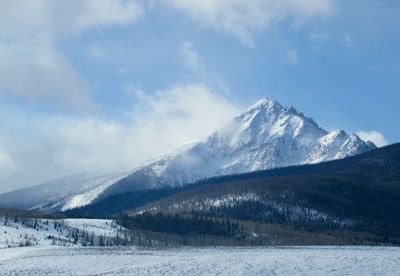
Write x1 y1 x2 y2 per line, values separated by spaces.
0 84 239 192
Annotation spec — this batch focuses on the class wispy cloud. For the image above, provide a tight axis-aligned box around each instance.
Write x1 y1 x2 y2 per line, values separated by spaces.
0 0 143 37
0 146 16 184
357 131 388 147
0 36 92 108
0 0 143 107
342 33 355 48
309 33 330 42
181 42 205 76
161 0 334 46
87 45 107 59
180 41 229 93
284 48 299 65
0 84 239 192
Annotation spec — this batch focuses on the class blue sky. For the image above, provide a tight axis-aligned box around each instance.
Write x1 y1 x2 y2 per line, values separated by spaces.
0 0 399 191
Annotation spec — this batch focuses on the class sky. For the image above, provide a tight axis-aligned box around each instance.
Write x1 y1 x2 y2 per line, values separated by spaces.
0 0 399 192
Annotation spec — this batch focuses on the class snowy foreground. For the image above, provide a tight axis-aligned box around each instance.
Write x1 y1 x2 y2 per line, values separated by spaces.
1 217 399 275
1 246 400 275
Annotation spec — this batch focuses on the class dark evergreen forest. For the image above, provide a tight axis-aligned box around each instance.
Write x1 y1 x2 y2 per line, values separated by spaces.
65 143 400 245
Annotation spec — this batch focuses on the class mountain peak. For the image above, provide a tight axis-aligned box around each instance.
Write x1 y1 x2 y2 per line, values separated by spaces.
235 97 285 124
254 97 276 106
248 98 309 121
249 98 282 111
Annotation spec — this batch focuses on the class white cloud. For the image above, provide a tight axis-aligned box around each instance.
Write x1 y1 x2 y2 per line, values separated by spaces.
357 131 389 147
0 0 143 37
87 45 107 59
179 41 229 93
161 0 333 46
0 147 17 183
0 84 239 192
285 48 299 65
0 0 143 106
130 84 239 148
342 33 355 48
181 42 202 73
0 36 92 108
58 0 142 35
180 41 210 81
309 33 330 41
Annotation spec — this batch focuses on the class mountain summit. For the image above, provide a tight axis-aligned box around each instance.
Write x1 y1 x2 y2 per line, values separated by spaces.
98 98 376 199
0 98 377 211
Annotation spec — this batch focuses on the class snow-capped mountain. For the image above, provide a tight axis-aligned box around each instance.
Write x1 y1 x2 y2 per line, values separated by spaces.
0 98 377 211
97 98 376 201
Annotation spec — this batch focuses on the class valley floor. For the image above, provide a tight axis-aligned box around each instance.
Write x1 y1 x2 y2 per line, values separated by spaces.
0 246 399 275
1 216 399 275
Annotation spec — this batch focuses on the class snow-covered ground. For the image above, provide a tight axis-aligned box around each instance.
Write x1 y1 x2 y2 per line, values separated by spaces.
0 217 68 249
0 217 120 249
0 246 399 275
62 219 122 237
1 217 399 275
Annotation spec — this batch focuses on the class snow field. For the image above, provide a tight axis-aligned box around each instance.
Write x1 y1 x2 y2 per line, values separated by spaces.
0 246 399 275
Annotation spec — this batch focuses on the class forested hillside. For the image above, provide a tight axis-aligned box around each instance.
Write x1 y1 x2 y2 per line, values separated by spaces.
68 143 400 246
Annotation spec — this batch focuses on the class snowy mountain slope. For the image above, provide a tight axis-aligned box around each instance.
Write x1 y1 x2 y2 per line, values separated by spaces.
60 172 131 211
99 98 376 198
0 172 128 211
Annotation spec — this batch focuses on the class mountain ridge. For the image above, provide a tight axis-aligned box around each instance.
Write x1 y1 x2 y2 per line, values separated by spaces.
0 98 376 211
99 98 376 200
66 143 399 219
